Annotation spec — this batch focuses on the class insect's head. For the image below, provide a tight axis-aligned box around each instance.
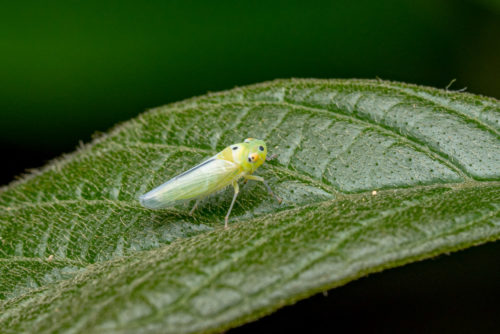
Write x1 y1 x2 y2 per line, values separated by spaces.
244 138 267 170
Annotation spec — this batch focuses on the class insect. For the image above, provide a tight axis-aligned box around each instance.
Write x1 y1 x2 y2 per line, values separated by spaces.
139 138 282 228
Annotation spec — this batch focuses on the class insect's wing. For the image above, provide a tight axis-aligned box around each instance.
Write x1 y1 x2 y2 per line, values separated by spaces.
139 157 240 209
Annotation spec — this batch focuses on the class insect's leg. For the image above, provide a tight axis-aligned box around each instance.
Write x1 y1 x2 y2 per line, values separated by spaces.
225 181 240 229
266 153 278 161
189 199 200 216
244 175 282 204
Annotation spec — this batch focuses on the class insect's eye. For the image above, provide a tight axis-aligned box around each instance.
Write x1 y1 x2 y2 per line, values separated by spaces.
259 146 264 151
248 157 252 162
232 146 238 150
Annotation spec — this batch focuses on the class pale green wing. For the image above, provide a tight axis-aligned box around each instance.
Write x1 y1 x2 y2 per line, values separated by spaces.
139 157 240 209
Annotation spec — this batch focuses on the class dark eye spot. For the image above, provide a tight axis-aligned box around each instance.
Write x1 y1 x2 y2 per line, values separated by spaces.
232 146 238 150
248 157 252 162
259 146 264 151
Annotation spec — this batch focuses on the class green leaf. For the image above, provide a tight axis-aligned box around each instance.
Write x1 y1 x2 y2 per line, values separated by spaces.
1 79 499 333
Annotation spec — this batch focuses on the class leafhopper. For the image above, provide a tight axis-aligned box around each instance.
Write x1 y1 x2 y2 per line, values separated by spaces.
139 138 281 228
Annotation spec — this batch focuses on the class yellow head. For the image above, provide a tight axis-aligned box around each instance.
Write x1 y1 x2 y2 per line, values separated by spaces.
241 138 267 173
217 138 268 173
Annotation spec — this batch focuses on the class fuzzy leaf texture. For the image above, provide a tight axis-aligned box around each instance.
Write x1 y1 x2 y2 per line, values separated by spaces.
1 79 500 333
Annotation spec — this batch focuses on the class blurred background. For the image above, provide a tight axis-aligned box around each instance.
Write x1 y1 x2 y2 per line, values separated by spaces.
2 0 499 185
1 0 499 332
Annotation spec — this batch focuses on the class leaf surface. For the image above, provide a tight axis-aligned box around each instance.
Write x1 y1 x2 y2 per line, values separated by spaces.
1 79 499 333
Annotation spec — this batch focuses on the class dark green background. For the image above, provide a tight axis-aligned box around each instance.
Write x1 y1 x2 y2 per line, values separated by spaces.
1 0 499 332
2 0 499 184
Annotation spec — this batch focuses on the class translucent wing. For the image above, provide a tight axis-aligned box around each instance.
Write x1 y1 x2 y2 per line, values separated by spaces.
139 157 240 209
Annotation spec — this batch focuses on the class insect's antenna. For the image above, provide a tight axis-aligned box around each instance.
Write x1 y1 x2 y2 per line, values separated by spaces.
266 153 278 161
